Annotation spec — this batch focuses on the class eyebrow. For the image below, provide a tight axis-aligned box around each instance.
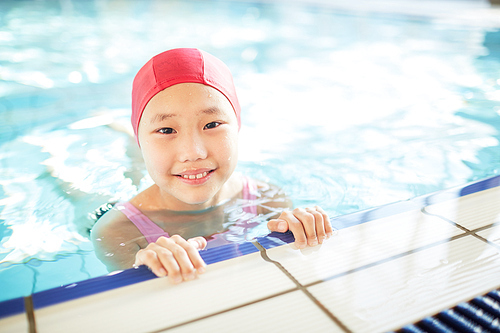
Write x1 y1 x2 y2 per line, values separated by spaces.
149 107 223 124
200 106 223 116
150 113 176 124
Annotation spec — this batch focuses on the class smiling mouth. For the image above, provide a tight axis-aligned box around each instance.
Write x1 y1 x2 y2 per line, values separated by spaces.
177 170 214 180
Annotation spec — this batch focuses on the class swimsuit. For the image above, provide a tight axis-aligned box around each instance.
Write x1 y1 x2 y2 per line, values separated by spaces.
114 177 258 244
115 202 169 244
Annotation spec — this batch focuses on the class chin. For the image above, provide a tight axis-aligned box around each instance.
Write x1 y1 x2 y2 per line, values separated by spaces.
178 195 215 207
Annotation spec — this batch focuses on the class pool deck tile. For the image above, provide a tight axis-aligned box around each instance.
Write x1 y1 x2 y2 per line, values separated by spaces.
28 241 259 310
424 186 500 231
263 208 463 286
163 290 345 333
477 223 500 248
0 312 29 333
0 296 27 333
307 236 500 333
34 251 296 333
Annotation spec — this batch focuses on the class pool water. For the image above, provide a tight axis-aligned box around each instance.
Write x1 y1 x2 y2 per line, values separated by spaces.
0 0 499 303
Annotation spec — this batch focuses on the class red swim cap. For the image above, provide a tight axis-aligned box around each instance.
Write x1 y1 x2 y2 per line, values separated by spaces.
131 48 241 145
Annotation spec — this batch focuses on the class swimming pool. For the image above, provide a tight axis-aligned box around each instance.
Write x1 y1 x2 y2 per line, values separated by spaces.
0 0 499 303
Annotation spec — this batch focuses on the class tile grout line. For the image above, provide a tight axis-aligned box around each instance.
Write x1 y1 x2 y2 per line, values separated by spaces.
421 207 472 233
304 232 471 289
470 232 500 252
149 240 302 332
24 295 37 333
472 222 500 234
252 240 353 333
149 288 299 333
421 208 500 252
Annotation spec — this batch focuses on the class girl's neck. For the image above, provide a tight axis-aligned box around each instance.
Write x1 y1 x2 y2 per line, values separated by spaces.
133 174 243 213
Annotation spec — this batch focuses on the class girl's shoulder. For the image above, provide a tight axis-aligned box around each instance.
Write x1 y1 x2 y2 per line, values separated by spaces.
91 203 147 246
90 205 147 271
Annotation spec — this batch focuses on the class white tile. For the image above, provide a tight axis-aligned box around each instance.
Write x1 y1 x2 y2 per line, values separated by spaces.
0 313 28 333
477 223 500 247
265 209 462 285
163 291 344 333
35 252 296 333
425 186 500 230
308 236 500 333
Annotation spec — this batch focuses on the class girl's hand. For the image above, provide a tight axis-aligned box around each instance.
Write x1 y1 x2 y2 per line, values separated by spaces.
267 206 334 249
134 235 207 283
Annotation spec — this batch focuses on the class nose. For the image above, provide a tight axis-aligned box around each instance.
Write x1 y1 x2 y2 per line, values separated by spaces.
177 131 208 162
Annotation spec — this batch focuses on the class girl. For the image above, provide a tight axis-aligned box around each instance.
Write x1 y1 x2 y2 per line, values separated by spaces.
91 48 333 284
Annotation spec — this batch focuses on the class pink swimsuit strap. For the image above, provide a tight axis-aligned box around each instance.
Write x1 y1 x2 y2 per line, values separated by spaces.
115 202 169 244
241 176 258 215
116 176 258 244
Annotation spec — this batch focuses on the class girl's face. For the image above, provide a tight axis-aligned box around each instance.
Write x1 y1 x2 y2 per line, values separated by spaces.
138 83 239 211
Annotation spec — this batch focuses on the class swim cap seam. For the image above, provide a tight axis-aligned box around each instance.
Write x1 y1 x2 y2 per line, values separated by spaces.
200 50 207 84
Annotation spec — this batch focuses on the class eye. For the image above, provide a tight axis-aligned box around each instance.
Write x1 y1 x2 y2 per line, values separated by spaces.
204 122 221 130
157 127 176 134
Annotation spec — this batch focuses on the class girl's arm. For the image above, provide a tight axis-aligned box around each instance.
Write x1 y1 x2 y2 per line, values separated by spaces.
91 210 142 271
91 209 207 283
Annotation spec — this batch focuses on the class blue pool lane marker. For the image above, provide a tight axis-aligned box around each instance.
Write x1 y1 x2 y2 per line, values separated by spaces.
0 296 25 319
0 174 499 319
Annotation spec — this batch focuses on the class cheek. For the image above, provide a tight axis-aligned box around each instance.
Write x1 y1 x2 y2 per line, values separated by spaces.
216 133 238 164
141 144 171 176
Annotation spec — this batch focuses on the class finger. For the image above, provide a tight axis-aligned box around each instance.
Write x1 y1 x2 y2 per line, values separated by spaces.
187 236 208 250
135 247 169 278
267 219 289 233
292 208 319 247
279 210 308 249
158 236 197 282
144 241 184 283
306 207 326 244
185 237 208 274
315 206 334 237
171 235 207 276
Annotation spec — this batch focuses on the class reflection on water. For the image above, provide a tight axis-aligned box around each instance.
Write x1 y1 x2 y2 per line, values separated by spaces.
0 0 499 302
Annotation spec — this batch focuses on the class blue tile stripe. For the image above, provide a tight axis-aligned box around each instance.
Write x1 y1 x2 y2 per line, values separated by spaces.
459 175 500 197
201 241 259 265
254 177 500 249
331 175 500 230
0 241 259 317
0 296 25 319
30 242 259 310
255 231 295 249
422 174 500 206
31 265 157 309
247 176 500 249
